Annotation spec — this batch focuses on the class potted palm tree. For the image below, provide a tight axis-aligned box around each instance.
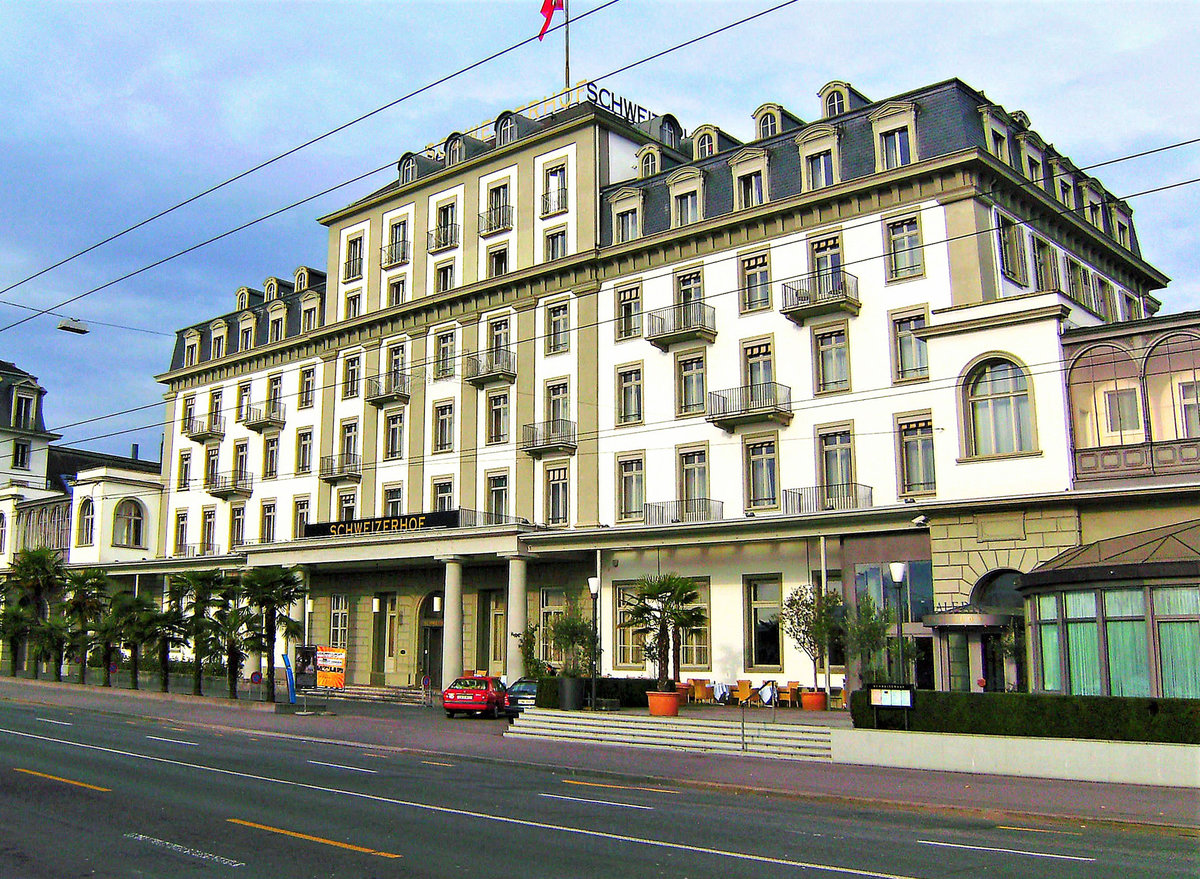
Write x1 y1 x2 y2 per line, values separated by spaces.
621 573 707 717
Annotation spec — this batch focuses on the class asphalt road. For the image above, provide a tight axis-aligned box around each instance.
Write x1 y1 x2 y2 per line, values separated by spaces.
0 701 1194 879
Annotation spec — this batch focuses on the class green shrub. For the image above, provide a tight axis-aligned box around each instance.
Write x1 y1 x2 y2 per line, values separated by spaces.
850 689 1200 744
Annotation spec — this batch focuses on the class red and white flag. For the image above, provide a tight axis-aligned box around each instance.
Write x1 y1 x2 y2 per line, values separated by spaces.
538 0 564 40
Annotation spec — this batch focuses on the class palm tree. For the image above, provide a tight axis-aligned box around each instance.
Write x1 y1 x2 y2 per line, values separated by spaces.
109 592 158 690
621 573 707 692
7 548 66 678
148 601 188 694
240 566 305 702
211 584 253 700
0 602 33 677
62 569 111 685
175 570 224 696
29 614 71 682
94 601 123 687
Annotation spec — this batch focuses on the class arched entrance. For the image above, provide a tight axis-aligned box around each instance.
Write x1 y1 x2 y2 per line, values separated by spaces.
971 569 1025 692
418 591 445 690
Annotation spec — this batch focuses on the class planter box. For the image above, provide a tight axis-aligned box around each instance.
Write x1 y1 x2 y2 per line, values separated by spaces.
647 690 680 717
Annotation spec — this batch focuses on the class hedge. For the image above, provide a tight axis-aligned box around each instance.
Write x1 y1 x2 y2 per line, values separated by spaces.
535 676 664 709
850 689 1200 744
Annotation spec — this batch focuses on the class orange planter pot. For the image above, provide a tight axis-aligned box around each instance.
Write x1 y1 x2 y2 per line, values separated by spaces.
801 691 828 711
647 690 681 717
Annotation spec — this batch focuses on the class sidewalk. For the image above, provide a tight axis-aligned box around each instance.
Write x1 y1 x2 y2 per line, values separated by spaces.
0 676 1195 831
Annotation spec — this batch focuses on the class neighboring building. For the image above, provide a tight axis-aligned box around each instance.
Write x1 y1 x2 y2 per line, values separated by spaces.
130 76 1174 693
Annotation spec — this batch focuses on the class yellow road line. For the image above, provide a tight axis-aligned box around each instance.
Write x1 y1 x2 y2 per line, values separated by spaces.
14 768 110 792
421 760 454 767
563 779 678 795
996 825 1085 836
227 818 401 859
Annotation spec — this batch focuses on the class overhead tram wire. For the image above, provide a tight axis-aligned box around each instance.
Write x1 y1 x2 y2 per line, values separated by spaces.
0 0 813 338
0 0 624 303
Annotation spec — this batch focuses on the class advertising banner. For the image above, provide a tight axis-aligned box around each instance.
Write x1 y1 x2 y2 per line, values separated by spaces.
315 646 346 690
294 645 318 691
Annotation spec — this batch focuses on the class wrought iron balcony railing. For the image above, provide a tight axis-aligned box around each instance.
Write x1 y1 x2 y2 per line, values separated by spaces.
520 419 577 457
541 187 568 216
479 204 514 236
644 302 717 349
644 498 724 525
781 483 874 514
780 270 860 323
464 348 517 386
365 372 411 406
241 402 286 432
204 471 254 499
185 416 225 442
342 257 363 282
428 224 460 252
707 382 793 429
319 453 362 482
380 240 410 267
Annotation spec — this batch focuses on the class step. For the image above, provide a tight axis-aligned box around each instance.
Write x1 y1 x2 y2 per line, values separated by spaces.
504 727 832 762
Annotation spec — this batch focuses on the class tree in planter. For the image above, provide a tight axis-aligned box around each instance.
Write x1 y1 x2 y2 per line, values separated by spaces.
516 622 551 679
782 584 843 697
175 569 224 696
843 593 894 688
240 566 305 702
549 603 595 678
62 568 111 685
621 574 706 692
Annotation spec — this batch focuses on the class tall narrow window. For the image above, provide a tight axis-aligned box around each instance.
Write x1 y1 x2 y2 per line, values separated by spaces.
758 114 777 139
435 331 455 378
330 595 349 648
76 498 95 546
435 262 454 293
384 487 404 517
546 464 569 525
343 355 360 399
746 439 778 509
886 217 923 280
679 448 708 502
546 382 569 424
433 480 454 512
616 209 638 243
815 327 849 393
820 430 853 489
340 422 358 460
385 412 404 459
344 237 363 281
618 455 644 521
260 502 276 543
543 165 567 215
263 435 279 479
1032 237 1059 292
387 278 406 307
545 229 567 261
298 367 315 408
806 150 833 190
893 314 928 381
487 391 509 444
293 498 309 538
434 403 454 452
229 505 245 549
879 128 911 170
616 287 641 340
738 171 764 209
487 474 508 520
211 334 225 359
674 191 698 226
966 359 1034 457
174 511 187 555
296 429 312 474
740 253 770 311
677 355 706 416
899 418 935 495
201 509 217 555
616 367 643 425
696 133 714 158
746 577 782 668
338 490 356 522
177 451 191 491
998 216 1028 284
547 303 570 353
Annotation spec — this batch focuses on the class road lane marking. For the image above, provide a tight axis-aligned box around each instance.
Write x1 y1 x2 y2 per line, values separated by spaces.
227 818 401 859
996 825 1084 836
540 793 654 810
14 768 110 792
146 735 198 747
124 832 245 867
308 760 376 774
918 839 1095 862
36 718 72 726
0 726 931 879
421 760 454 767
563 779 678 795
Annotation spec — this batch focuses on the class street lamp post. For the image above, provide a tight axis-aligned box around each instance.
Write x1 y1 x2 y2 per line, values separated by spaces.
587 576 599 710
888 562 906 685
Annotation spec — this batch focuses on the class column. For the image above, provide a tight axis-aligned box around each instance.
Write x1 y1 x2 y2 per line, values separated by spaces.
440 556 464 683
504 555 529 682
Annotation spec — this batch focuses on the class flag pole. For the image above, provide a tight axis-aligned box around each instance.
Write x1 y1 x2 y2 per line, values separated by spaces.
564 0 571 91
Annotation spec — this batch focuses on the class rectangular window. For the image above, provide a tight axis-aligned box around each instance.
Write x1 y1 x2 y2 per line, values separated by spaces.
387 343 406 380
488 247 508 278
330 595 349 648
617 455 644 521
385 411 404 459
236 383 251 421
677 354 706 416
886 217 923 280
435 261 454 293
546 381 569 423
616 209 638 242
898 418 935 495
177 451 191 490
1027 156 1042 185
546 302 570 353
388 219 408 258
806 150 833 189
434 330 455 378
997 215 1028 284
893 314 928 381
487 474 508 520
185 343 197 366
679 447 708 502
487 391 509 444
746 576 782 668
433 479 454 511
545 229 567 261
743 341 774 390
260 502 276 543
387 278 406 307
340 421 358 459
1096 278 1115 321
680 582 710 669
740 253 770 311
1116 221 1130 248
211 335 225 359
234 440 249 479
296 429 312 474
201 509 217 555
745 438 778 509
263 435 279 479
616 367 642 425
814 326 849 393
298 367 315 409
384 487 404 517
820 429 854 490
174 512 188 555
1104 388 1141 434
545 464 569 525
229 505 246 548
434 403 454 452
1066 258 1092 307
344 292 360 320
543 165 567 215
205 446 219 487
12 439 30 469
615 584 644 667
738 171 763 208
267 375 283 408
540 588 566 662
1032 237 1059 292
240 326 253 350
674 191 698 226
181 396 195 431
343 355 360 398
269 316 284 343
338 490 356 522
1181 383 1200 439
879 127 911 170
991 130 1007 161
301 307 317 333
293 498 309 538
616 286 641 340
345 236 363 280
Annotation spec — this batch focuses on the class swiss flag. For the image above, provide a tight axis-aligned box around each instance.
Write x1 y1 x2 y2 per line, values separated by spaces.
538 0 564 40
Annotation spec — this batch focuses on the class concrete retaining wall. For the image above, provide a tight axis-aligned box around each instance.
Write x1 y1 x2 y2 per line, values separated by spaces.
830 728 1200 788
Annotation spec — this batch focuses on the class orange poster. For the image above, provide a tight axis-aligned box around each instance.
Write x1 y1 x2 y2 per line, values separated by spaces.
316 646 346 689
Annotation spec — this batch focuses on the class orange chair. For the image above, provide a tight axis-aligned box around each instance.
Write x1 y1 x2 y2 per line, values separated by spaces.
733 679 761 706
777 681 800 707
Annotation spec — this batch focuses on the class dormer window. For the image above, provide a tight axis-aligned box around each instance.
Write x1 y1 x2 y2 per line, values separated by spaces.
184 342 198 367
237 289 248 310
880 128 911 169
269 316 285 343
211 334 225 359
265 279 277 300
400 156 416 184
825 92 845 116
295 268 308 290
870 102 918 172
661 119 681 150
240 325 253 351
13 392 36 431
497 115 518 147
446 137 463 166
758 114 777 139
729 148 770 210
640 152 657 177
696 132 714 159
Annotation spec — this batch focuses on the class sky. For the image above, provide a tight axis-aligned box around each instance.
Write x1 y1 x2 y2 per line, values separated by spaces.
2 0 1198 460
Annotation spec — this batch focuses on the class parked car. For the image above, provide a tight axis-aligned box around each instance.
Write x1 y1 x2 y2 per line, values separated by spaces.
442 675 507 718
505 677 538 717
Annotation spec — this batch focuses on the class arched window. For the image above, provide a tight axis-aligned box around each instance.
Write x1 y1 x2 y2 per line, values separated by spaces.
113 499 144 548
661 120 680 150
696 133 714 159
77 498 94 546
970 569 1023 610
497 115 517 147
400 157 416 184
446 138 463 166
295 268 308 291
758 113 777 139
965 358 1034 456
640 152 657 177
1143 333 1200 442
825 91 845 117
265 280 276 300
1068 344 1142 449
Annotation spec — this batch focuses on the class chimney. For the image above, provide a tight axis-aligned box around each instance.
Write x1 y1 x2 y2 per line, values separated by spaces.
131 443 139 461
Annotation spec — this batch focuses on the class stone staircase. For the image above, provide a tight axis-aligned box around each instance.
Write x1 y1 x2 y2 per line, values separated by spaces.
506 708 833 762
299 684 430 706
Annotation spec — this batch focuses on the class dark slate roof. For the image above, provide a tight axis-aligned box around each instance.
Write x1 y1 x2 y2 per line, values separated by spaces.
46 445 161 494
1021 518 1200 587
0 360 35 379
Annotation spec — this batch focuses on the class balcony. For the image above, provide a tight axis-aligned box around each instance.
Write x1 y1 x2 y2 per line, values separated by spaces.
707 382 793 431
428 224 460 253
320 453 362 483
185 415 225 443
342 257 363 283
644 498 724 525
365 372 411 406
1074 437 1200 482
380 240 410 268
781 483 874 514
240 402 286 432
464 349 517 387
479 204 513 236
520 419 577 458
645 303 717 350
780 270 861 325
173 542 225 558
541 187 568 217
205 471 254 500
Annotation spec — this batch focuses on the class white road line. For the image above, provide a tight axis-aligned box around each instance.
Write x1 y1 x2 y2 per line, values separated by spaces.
0 726 929 879
539 793 653 811
145 735 198 747
308 760 376 774
36 718 72 726
917 839 1095 863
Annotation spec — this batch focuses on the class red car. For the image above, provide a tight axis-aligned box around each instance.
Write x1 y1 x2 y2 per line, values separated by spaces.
442 676 507 719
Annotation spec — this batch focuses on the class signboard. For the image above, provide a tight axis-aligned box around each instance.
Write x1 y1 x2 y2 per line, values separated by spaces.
870 687 914 708
316 646 346 690
304 509 459 540
294 645 317 690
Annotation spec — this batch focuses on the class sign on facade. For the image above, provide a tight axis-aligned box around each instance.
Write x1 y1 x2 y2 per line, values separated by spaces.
303 509 460 539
